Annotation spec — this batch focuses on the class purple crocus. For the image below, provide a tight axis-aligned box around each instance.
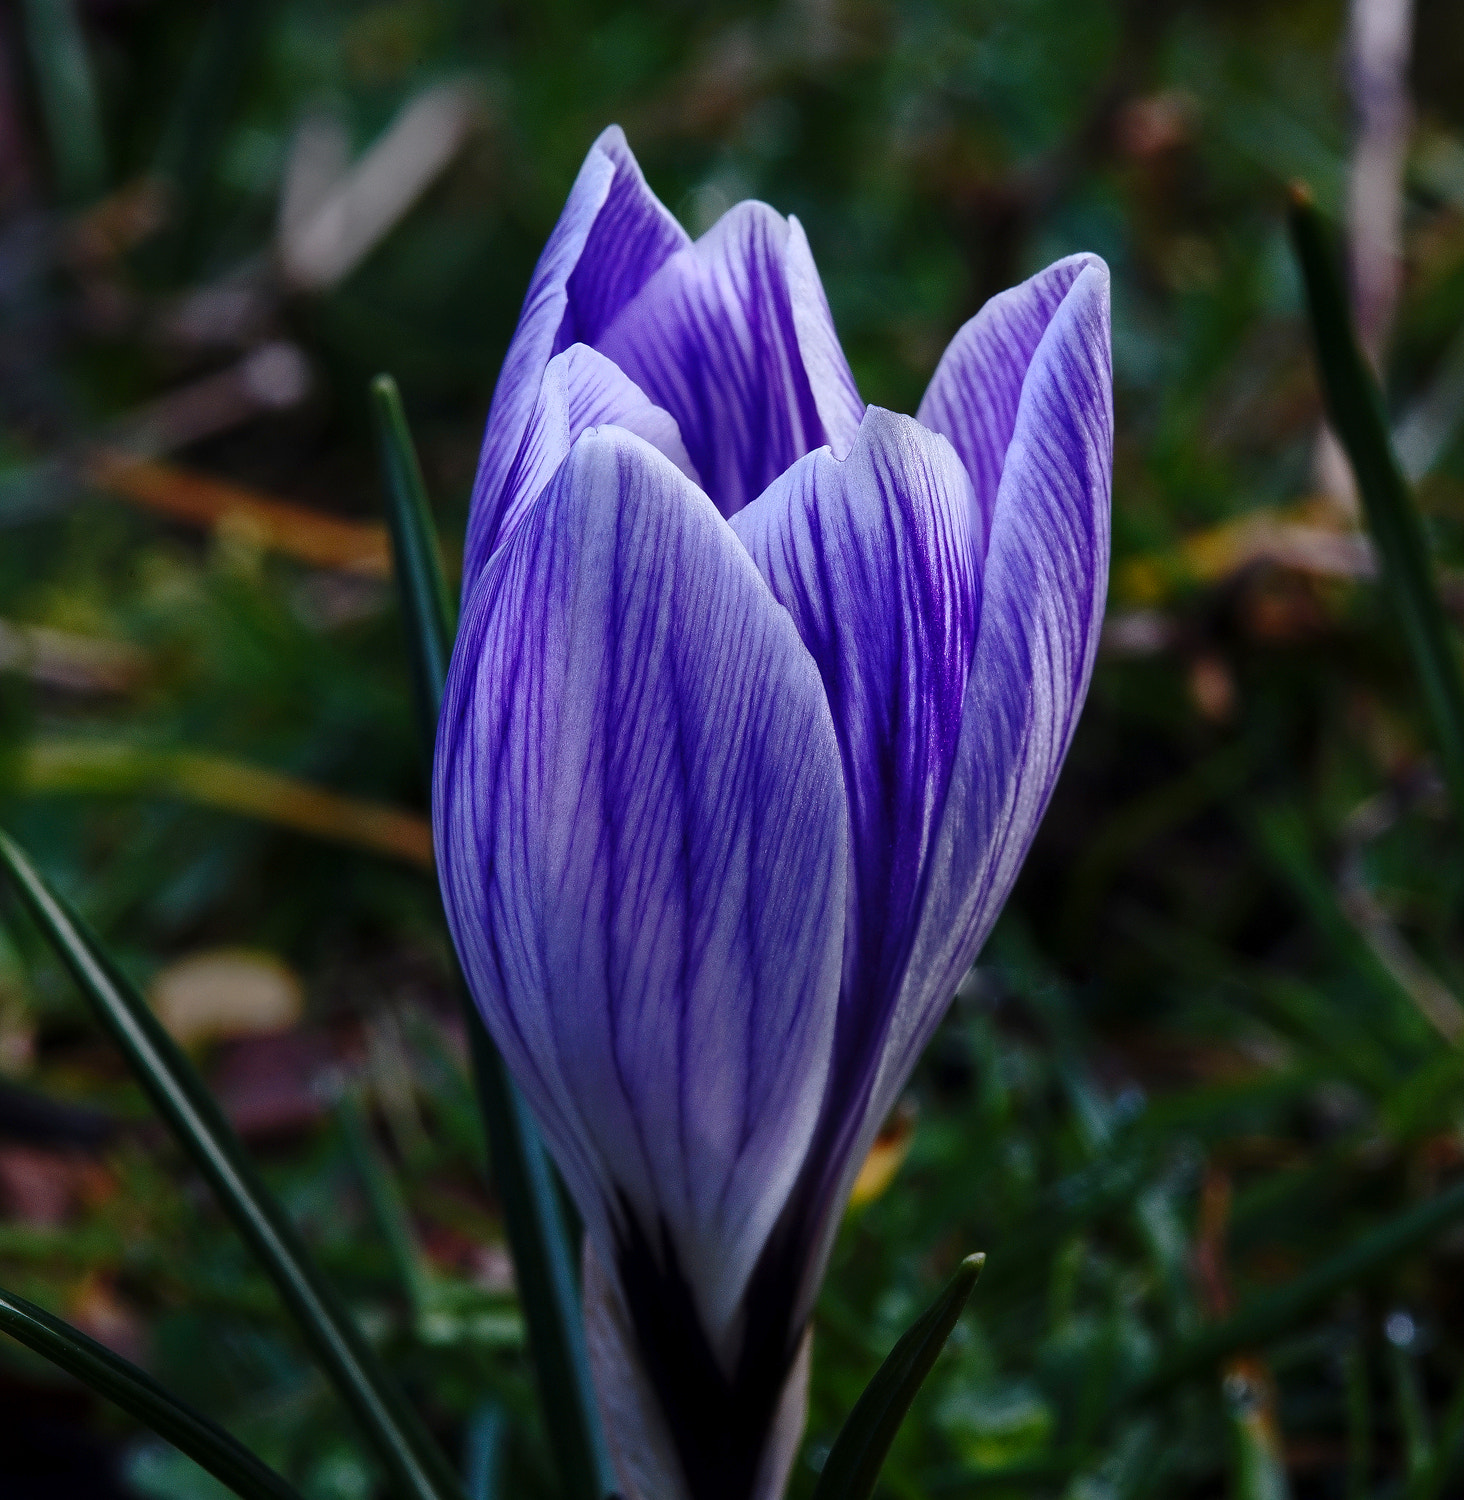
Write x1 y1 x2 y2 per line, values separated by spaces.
434 127 1111 1500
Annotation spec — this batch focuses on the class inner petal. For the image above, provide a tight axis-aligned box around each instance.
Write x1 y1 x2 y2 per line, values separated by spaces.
473 343 697 570
596 202 842 518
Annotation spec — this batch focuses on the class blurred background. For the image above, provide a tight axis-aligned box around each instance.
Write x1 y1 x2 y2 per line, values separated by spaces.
2 0 1464 1495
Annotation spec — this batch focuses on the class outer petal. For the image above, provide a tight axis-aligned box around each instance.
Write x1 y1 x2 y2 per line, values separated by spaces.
584 1246 812 1500
465 127 689 583
434 426 848 1357
917 253 1103 547
864 259 1112 1181
731 408 980 1144
487 343 697 559
596 201 863 519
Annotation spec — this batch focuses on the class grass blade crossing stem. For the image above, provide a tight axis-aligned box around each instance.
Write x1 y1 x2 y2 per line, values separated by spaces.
0 1283 305 1500
371 373 616 1500
0 831 465 1500
1288 186 1464 818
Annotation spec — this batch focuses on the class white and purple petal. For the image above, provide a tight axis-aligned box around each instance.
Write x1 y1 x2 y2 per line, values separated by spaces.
861 258 1113 1178
731 408 980 1154
597 201 862 519
918 253 1104 548
485 343 696 560
435 425 848 1358
464 127 689 584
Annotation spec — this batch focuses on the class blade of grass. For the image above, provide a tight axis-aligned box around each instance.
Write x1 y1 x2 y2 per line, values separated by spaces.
19 0 106 203
149 0 271 277
19 739 431 868
0 830 464 1500
1288 185 1464 818
1223 1362 1292 1500
337 1089 433 1317
1136 1175 1464 1395
371 376 456 742
0 1282 303 1500
1408 1360 1464 1500
464 1401 507 1500
371 372 616 1500
811 1254 984 1500
1344 1336 1372 1500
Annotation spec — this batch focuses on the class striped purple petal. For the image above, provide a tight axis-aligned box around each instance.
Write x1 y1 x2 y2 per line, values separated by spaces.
918 253 1104 548
596 202 863 519
583 1243 811 1500
463 126 689 584
861 258 1113 1172
483 343 697 560
434 425 848 1360
731 408 981 1178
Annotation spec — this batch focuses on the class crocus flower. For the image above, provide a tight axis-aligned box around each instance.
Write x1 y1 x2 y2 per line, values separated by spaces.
434 127 1111 1500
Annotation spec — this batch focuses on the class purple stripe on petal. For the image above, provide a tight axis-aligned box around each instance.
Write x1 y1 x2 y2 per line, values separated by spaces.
559 129 691 349
917 253 1102 547
732 408 980 1142
483 343 697 562
866 258 1113 1170
731 410 980 1321
596 202 858 518
464 127 688 585
434 426 847 1355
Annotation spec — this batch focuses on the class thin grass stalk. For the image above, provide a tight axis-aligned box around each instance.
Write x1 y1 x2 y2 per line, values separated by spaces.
1288 186 1464 820
371 373 616 1500
0 1283 305 1500
811 1254 984 1500
1136 1175 1464 1395
0 830 464 1500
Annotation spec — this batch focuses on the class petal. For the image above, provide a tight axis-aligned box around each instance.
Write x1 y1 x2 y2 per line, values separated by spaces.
596 201 862 519
465 127 689 583
917 253 1104 545
584 1245 689 1500
483 343 698 563
584 1245 812 1500
731 408 980 1141
434 426 848 1358
559 129 693 349
868 258 1112 1151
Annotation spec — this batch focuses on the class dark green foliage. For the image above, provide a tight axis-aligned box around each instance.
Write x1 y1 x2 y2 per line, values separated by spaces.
3 2 1464 1498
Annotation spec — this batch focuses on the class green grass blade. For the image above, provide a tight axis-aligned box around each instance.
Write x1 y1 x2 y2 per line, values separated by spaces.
1288 186 1464 818
0 830 465 1500
19 0 106 203
1139 1175 1464 1394
811 1253 984 1500
1223 1367 1292 1500
0 1283 305 1500
464 1401 507 1500
371 375 456 741
371 372 616 1500
337 1089 432 1317
1408 1361 1464 1500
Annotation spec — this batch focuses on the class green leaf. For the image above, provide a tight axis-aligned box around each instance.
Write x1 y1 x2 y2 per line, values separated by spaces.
19 0 106 203
464 1401 507 1500
371 372 616 1500
1139 1174 1464 1394
0 830 465 1500
1288 186 1464 821
0 1281 303 1500
370 374 457 745
812 1253 985 1500
337 1089 433 1317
